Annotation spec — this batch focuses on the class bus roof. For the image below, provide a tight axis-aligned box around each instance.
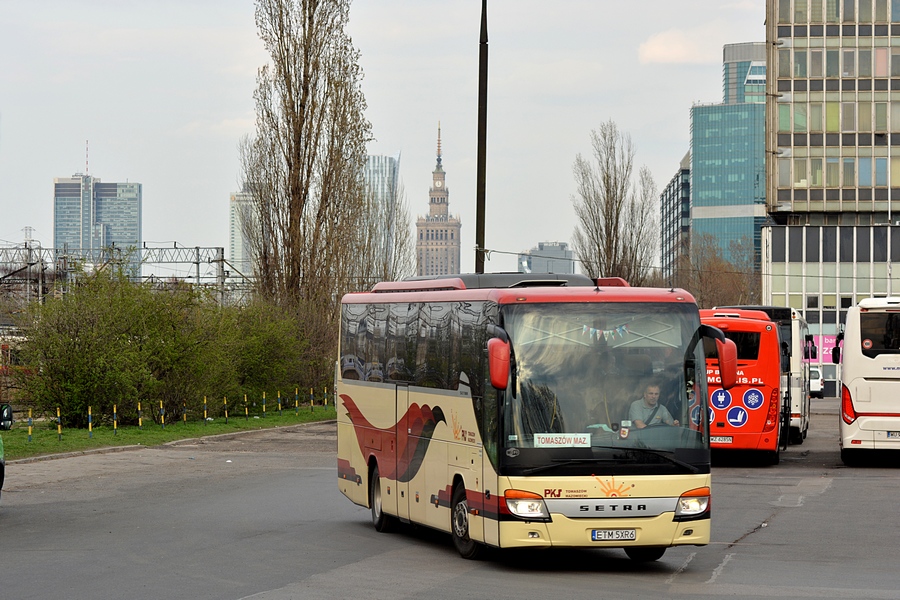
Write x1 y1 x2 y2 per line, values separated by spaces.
857 297 900 310
344 274 696 305
375 272 596 292
714 305 801 323
699 309 772 322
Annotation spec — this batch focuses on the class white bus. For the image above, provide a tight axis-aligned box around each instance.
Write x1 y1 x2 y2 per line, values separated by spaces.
833 297 900 466
717 306 817 444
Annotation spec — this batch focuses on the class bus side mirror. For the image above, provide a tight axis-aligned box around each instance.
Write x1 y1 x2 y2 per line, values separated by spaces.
487 338 510 390
716 338 738 390
0 403 12 431
832 346 841 364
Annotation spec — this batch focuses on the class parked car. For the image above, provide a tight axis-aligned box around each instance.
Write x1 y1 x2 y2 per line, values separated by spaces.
810 367 824 398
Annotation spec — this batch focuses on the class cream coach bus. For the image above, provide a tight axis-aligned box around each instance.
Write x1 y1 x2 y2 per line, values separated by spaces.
336 274 736 561
834 297 900 466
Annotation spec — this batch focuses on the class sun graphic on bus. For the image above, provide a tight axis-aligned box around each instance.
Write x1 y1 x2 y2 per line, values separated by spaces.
595 476 632 498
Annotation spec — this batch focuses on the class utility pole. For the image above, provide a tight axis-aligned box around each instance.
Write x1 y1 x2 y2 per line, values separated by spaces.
475 0 488 274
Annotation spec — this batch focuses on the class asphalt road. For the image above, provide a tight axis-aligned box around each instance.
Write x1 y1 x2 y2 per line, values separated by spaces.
2 397 899 600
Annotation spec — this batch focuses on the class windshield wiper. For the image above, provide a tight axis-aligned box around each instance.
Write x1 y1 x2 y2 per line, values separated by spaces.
521 458 618 475
618 447 701 474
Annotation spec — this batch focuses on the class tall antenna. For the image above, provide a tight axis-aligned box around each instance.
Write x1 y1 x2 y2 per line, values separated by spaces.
85 139 89 174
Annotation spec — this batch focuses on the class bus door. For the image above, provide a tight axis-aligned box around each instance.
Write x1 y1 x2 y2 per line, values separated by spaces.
396 384 410 522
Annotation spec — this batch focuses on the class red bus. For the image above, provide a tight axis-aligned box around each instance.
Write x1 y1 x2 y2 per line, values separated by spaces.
700 309 787 465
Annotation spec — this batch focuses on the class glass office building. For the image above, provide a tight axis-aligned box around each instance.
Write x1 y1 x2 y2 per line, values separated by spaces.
659 152 691 282
765 0 900 394
53 174 142 273
691 43 767 265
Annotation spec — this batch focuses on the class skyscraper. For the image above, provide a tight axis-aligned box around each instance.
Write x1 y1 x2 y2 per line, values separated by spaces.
365 153 401 273
228 188 254 279
690 42 767 264
659 151 691 282
765 0 900 394
53 173 142 271
416 125 461 276
517 242 575 274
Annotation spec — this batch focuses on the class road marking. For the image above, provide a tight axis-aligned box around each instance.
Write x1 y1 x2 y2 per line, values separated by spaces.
705 553 733 584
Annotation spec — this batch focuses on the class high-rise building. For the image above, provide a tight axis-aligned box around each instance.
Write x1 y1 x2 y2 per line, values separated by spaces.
765 0 900 395
53 173 142 271
228 188 254 279
690 42 767 265
416 125 461 276
517 242 575 274
659 152 692 282
365 153 401 272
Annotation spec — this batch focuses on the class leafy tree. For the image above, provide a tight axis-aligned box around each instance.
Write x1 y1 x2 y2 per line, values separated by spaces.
571 121 658 286
239 0 371 307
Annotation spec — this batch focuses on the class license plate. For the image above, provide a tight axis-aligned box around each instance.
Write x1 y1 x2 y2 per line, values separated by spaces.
887 431 900 439
711 436 733 444
591 529 636 541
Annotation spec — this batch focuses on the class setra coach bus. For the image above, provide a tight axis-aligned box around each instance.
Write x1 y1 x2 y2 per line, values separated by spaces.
700 309 788 464
336 273 737 561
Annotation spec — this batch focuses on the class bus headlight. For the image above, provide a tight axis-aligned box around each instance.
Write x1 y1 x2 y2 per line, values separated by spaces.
504 489 550 520
674 487 710 521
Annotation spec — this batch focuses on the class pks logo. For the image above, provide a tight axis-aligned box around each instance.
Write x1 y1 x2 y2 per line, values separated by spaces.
544 488 562 498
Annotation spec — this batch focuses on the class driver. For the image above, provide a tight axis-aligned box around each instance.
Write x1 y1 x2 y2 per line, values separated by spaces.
629 380 679 428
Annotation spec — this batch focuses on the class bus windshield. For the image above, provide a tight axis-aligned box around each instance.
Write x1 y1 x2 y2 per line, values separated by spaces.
499 302 707 468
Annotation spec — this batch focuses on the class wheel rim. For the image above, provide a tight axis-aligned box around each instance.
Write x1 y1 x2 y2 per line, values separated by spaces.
453 498 469 540
372 475 382 520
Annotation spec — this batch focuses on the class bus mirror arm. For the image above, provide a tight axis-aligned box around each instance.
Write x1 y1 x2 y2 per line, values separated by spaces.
487 338 510 390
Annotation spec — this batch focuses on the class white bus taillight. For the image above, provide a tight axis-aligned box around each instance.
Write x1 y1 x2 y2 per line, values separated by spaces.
841 384 857 425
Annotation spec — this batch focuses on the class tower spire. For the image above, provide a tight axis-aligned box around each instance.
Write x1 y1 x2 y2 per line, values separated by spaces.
436 122 442 166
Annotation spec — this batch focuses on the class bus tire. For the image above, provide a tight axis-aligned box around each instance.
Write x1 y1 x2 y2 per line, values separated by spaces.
451 484 482 559
370 463 394 533
766 448 780 465
840 448 860 467
789 427 804 445
625 547 666 562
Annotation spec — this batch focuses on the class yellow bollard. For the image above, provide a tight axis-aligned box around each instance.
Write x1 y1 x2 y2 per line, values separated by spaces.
57 406 62 441
88 406 93 438
224 396 228 424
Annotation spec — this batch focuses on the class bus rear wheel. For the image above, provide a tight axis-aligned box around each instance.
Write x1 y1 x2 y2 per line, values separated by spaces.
624 547 666 562
451 484 482 559
370 464 394 533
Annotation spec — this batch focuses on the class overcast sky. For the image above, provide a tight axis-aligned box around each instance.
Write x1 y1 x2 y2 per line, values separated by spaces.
0 0 765 277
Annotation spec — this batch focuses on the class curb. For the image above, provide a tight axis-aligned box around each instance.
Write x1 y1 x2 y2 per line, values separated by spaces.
7 419 338 465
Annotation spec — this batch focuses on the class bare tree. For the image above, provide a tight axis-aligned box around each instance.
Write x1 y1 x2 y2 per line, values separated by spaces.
240 0 371 308
571 121 658 286
678 233 759 308
354 181 416 285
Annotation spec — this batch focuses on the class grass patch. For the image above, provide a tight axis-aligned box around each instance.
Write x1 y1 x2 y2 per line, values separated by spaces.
2 407 337 461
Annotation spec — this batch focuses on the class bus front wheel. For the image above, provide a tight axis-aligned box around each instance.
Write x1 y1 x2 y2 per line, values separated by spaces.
451 484 482 559
624 547 666 562
370 464 394 533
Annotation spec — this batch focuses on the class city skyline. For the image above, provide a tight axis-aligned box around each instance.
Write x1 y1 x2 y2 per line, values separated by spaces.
0 1 765 277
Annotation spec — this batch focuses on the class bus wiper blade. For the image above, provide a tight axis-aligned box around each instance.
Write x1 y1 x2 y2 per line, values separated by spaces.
521 458 617 475
620 448 700 473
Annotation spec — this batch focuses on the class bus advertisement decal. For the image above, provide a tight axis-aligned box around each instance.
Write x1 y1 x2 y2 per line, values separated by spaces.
340 393 446 483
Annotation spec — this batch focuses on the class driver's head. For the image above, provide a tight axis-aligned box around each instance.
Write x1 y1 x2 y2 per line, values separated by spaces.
642 382 661 406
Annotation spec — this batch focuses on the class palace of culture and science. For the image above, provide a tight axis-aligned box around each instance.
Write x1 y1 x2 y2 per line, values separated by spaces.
416 125 461 276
